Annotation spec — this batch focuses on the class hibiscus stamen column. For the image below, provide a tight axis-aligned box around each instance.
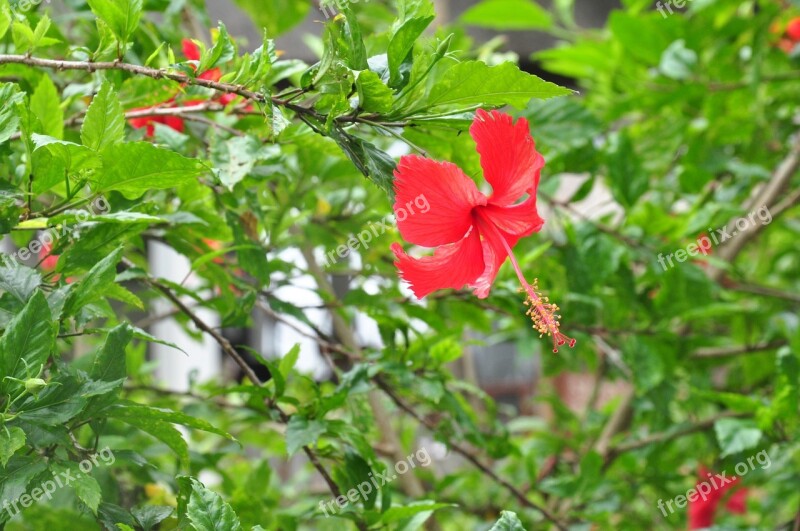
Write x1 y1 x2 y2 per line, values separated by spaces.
494 227 576 353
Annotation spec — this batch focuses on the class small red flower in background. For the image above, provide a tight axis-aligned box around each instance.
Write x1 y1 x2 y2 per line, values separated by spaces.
391 109 575 353
128 38 239 137
787 17 800 41
39 241 59 271
688 466 748 530
772 17 800 53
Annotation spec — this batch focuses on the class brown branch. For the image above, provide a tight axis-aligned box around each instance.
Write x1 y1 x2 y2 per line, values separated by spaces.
375 378 568 531
129 263 365 528
0 54 270 104
693 340 788 359
726 280 800 304
603 412 745 466
710 132 800 279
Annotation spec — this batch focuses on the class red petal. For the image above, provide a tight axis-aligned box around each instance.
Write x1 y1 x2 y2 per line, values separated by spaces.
182 38 201 61
128 116 152 129
468 231 520 299
725 488 747 513
218 93 237 105
470 109 544 206
200 68 222 82
478 193 544 238
160 115 186 133
788 18 800 41
393 155 486 247
391 229 485 299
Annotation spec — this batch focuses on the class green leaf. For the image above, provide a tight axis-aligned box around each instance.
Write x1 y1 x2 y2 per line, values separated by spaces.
659 39 697 80
285 416 327 456
0 1 10 40
197 23 236 73
715 418 762 457
0 427 26 467
97 142 206 199
388 16 434 88
11 21 35 52
15 376 89 426
380 502 455 524
460 0 552 30
0 291 55 393
0 82 23 144
0 456 48 521
413 61 571 112
51 461 102 514
356 71 394 114
31 134 102 194
62 247 124 317
329 128 396 196
489 510 527 531
97 502 138 530
86 0 142 47
231 0 309 37
430 337 463 364
278 343 300 379
186 478 242 531
606 132 647 207
108 402 236 441
81 81 126 151
132 505 174 531
0 184 23 235
113 414 189 468
90 323 134 383
30 76 63 139
211 136 276 191
0 261 41 305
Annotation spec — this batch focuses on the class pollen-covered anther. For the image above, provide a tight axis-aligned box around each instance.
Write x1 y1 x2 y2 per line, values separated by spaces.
518 279 576 353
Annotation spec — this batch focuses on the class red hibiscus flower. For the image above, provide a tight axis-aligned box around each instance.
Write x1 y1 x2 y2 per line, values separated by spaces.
39 241 59 271
787 17 800 42
182 38 238 105
688 466 748 529
390 109 575 353
773 17 800 53
128 38 239 137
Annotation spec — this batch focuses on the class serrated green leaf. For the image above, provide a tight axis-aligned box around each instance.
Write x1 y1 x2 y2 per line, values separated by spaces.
356 71 393 113
460 0 552 30
62 247 124 317
86 0 142 47
186 478 242 531
81 81 126 151
413 61 571 113
0 427 26 467
489 510 527 531
30 76 63 139
109 402 236 441
90 323 133 383
715 418 762 457
278 343 300 379
97 142 206 199
0 82 23 144
285 416 326 456
0 291 54 394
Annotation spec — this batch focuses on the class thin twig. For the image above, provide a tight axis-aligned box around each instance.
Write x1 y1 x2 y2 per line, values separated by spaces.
375 378 568 530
